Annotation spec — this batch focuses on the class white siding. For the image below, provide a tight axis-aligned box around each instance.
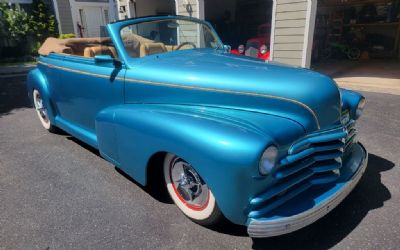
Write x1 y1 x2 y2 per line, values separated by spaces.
57 0 75 34
271 0 308 67
175 0 204 19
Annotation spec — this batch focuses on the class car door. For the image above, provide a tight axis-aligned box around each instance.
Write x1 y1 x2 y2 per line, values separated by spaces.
52 43 125 137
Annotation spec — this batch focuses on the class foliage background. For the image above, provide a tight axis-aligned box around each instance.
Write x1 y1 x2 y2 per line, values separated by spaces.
0 0 58 59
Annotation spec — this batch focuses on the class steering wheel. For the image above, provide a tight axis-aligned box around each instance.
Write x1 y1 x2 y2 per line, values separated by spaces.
176 42 197 50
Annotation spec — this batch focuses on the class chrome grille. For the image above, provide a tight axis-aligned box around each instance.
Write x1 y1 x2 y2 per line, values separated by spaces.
249 121 357 219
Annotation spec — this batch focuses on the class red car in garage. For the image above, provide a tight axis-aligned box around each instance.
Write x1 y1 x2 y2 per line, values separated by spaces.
231 23 271 60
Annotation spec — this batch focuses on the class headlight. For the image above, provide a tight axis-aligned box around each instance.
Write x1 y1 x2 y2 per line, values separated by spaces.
355 98 366 119
259 146 278 176
238 44 245 54
260 44 268 55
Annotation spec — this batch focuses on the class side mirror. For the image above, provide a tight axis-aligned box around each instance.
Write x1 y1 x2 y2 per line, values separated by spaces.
223 44 231 53
94 54 114 64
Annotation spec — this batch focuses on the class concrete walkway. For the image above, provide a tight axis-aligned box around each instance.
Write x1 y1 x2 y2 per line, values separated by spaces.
314 60 400 95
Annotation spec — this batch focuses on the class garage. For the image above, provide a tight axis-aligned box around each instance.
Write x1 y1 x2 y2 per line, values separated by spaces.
204 0 272 59
312 0 400 64
310 0 400 93
204 0 273 60
115 0 399 79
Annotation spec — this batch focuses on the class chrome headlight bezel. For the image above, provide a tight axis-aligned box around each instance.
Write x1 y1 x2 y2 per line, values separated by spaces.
238 44 245 54
259 145 279 176
260 44 268 55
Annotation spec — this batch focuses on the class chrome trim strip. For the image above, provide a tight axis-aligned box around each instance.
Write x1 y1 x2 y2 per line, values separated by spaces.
37 61 121 80
37 60 321 129
247 143 368 238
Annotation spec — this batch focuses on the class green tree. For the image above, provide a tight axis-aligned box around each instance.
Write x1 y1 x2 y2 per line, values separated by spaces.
0 0 58 57
30 0 58 43
0 3 31 43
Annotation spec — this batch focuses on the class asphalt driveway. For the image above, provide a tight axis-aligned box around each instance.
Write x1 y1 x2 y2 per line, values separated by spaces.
0 75 399 249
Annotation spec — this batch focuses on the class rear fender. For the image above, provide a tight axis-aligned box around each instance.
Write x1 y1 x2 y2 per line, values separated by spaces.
26 68 57 124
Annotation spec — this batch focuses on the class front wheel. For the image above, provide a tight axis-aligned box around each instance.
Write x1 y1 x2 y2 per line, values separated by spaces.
163 153 223 226
33 89 57 132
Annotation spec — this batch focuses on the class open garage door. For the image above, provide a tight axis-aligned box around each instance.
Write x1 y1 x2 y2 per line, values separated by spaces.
312 0 400 95
313 0 400 64
205 0 273 60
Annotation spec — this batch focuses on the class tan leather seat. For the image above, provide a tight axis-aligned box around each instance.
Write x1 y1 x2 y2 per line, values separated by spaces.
39 37 113 57
139 42 167 57
83 46 118 58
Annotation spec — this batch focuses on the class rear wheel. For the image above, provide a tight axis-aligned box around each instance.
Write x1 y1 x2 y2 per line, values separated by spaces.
33 89 57 132
163 153 223 225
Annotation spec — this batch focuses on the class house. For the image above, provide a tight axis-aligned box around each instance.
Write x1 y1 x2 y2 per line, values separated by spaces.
113 0 317 67
4 0 399 69
52 0 115 37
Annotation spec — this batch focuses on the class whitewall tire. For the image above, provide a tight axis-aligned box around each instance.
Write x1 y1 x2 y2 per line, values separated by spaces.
163 153 223 225
33 89 57 132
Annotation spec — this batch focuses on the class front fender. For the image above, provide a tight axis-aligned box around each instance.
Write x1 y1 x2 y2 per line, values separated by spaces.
340 88 364 119
96 104 305 225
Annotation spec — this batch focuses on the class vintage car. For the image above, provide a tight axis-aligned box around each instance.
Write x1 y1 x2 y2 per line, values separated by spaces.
231 23 271 60
27 15 368 238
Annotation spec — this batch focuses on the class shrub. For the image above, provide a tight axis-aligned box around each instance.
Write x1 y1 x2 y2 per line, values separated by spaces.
0 0 58 56
0 3 31 43
30 0 58 43
59 33 76 39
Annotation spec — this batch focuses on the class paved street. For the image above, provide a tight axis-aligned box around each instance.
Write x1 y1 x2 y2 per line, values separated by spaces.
0 75 399 250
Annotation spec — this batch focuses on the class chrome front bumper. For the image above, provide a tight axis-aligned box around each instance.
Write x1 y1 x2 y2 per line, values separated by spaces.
247 143 368 238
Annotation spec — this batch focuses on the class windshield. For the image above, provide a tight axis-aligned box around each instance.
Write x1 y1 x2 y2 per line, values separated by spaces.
120 18 222 58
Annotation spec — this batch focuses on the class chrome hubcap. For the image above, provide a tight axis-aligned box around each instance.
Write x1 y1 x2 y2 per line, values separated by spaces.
34 93 48 121
170 158 209 208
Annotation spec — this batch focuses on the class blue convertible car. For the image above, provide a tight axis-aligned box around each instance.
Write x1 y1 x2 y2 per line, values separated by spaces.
27 15 368 237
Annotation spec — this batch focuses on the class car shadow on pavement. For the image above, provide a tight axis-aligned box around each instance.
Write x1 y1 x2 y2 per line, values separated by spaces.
66 136 100 155
64 134 393 246
0 76 32 117
250 153 393 250
65 135 174 204
114 166 174 204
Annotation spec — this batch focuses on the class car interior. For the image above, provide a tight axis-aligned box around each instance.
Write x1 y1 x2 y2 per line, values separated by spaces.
38 34 178 59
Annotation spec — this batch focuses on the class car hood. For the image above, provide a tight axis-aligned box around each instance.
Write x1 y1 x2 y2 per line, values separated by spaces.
124 50 342 132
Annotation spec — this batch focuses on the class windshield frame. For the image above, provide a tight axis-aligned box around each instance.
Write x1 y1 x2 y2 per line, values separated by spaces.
108 15 223 65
